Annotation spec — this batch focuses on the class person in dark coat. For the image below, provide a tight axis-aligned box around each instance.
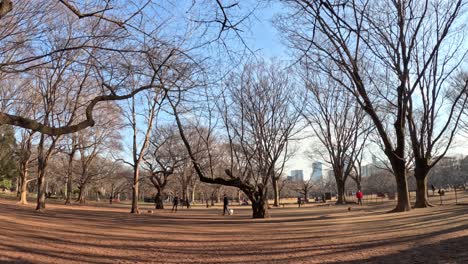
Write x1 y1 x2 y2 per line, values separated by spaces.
223 194 229 215
172 196 179 213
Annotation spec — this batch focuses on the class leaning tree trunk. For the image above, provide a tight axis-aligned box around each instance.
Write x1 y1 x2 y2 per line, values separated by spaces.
155 191 164 209
271 176 280 207
414 166 433 208
131 168 140 214
252 195 270 218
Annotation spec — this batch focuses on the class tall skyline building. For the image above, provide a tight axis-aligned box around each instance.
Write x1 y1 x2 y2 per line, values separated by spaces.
311 162 323 181
289 170 304 182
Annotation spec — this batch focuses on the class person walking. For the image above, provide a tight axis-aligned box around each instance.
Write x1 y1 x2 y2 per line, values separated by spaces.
297 195 302 208
172 196 179 212
223 194 229 216
356 190 363 206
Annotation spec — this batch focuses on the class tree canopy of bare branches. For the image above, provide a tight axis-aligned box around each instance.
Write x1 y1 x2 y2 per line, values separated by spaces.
279 0 468 212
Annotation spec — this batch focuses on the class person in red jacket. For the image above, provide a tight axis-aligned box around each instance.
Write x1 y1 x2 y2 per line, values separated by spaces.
356 190 363 206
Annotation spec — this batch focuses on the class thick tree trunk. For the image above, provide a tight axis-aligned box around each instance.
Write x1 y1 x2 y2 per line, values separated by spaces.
391 165 411 212
272 177 280 207
77 186 86 204
131 168 140 214
18 164 29 205
414 167 433 208
36 169 46 210
251 196 270 218
36 134 51 211
19 177 28 205
155 191 164 209
20 182 28 204
335 179 346 205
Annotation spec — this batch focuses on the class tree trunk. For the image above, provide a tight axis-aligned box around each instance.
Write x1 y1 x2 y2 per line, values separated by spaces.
65 153 74 205
191 186 196 204
20 181 28 205
271 176 280 207
251 196 270 218
155 191 164 209
18 163 29 205
131 168 140 214
390 164 411 212
15 176 20 197
19 177 28 205
335 179 346 205
36 168 46 210
77 186 86 204
109 184 114 204
414 167 433 208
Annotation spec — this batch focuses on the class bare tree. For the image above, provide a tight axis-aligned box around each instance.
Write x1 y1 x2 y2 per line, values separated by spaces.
279 0 466 212
0 0 253 136
304 76 370 204
170 61 303 218
144 125 186 209
63 134 78 205
408 71 468 207
75 106 121 204
297 177 314 202
16 129 35 204
121 90 163 214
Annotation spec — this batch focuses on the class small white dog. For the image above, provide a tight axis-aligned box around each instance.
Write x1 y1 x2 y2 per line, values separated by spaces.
229 209 234 215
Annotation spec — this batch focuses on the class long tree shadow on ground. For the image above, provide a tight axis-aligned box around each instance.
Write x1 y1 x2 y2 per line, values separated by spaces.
334 235 468 264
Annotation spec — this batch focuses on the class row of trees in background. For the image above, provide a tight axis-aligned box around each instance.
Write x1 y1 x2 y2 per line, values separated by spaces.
0 0 468 218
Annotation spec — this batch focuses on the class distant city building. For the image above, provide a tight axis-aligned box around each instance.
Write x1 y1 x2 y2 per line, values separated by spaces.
361 155 390 177
290 170 304 182
311 162 322 181
436 156 459 168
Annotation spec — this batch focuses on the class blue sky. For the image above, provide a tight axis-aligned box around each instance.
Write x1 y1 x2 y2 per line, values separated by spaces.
118 2 328 179
119 1 468 180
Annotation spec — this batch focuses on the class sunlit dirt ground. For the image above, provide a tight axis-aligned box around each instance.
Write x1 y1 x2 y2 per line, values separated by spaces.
0 192 467 264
